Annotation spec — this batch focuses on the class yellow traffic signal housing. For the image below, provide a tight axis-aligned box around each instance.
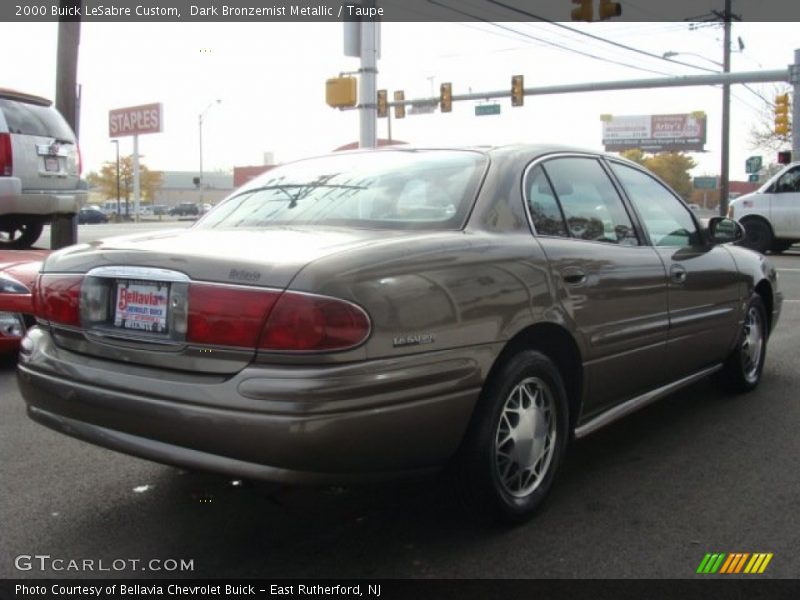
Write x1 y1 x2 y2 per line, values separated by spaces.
511 75 524 107
440 83 452 113
775 93 790 136
394 91 406 119
325 77 357 108
571 0 593 21
377 89 388 118
599 0 622 19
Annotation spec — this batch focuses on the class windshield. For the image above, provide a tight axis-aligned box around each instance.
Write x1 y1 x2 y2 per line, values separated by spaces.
197 149 487 231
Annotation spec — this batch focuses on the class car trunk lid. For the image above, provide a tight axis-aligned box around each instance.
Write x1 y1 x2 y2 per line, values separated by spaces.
37 227 396 373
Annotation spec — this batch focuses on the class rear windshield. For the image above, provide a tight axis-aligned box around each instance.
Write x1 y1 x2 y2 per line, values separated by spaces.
0 98 75 140
197 150 487 231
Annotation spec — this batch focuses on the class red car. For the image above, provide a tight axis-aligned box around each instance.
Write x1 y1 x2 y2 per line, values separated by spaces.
0 250 47 353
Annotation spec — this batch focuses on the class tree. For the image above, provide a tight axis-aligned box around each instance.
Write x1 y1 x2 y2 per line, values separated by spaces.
620 149 697 199
86 155 163 204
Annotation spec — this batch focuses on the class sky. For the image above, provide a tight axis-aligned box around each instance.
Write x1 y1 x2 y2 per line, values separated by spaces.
1 15 797 182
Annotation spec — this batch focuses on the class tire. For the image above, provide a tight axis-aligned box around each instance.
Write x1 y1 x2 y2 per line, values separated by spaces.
718 294 768 393
0 220 44 249
452 350 569 523
771 240 795 254
740 219 773 254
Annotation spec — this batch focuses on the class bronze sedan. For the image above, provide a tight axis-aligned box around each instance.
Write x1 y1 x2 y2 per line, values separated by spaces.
17 146 782 522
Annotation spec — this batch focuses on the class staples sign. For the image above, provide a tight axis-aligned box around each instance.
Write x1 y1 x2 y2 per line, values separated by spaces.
109 103 163 138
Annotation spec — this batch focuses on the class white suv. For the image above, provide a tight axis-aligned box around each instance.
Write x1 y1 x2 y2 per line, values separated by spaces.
729 162 800 254
0 88 86 249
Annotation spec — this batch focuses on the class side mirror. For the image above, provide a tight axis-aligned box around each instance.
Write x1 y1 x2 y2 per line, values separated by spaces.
708 216 744 244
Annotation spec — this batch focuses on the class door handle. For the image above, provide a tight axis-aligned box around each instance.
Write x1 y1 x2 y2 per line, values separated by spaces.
670 264 687 284
562 267 587 285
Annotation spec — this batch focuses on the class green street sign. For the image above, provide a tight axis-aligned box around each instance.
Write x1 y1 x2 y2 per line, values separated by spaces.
748 174 760 183
745 156 763 174
475 104 501 116
693 176 717 190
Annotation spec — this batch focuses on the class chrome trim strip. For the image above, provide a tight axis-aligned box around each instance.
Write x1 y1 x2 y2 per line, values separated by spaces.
85 266 190 282
574 364 723 439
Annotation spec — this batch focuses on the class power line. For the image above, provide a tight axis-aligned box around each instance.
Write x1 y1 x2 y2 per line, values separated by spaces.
480 0 721 74
427 0 677 77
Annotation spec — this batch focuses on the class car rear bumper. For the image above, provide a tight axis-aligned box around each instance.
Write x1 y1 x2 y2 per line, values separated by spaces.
0 179 87 216
17 327 494 483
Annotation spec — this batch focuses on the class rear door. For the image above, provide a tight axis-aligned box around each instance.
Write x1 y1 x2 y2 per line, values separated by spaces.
0 96 80 192
607 160 741 380
525 155 670 418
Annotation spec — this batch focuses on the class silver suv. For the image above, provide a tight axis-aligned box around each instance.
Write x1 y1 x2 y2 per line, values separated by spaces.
0 88 86 249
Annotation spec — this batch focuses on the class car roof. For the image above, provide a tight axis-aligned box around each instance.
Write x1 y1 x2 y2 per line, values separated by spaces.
0 88 52 107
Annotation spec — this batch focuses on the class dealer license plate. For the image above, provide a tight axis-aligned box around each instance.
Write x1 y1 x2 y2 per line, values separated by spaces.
44 156 59 172
113 280 170 334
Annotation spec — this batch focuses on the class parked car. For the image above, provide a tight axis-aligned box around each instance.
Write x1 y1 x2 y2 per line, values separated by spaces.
153 204 169 216
77 206 109 224
0 249 46 353
17 146 782 521
729 161 800 253
0 88 86 249
168 202 199 216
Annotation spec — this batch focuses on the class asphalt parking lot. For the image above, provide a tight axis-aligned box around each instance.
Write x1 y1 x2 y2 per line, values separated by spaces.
1 238 799 579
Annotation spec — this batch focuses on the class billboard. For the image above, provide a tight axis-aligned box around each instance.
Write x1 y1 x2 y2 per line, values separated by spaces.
602 113 706 152
109 103 163 138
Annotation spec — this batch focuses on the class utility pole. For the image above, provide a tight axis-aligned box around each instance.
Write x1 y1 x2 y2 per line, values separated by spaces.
719 0 732 217
52 1 81 249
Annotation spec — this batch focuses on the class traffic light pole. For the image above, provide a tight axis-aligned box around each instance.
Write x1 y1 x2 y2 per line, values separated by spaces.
358 3 378 149
793 49 800 161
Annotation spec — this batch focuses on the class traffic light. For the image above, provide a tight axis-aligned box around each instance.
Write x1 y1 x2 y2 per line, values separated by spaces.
598 0 622 19
325 77 357 108
774 93 790 136
394 90 405 119
377 89 388 118
778 150 792 164
440 83 452 113
511 75 524 107
571 0 593 21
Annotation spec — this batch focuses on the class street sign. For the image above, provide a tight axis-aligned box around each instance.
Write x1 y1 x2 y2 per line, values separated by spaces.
748 174 760 183
745 156 763 174
693 176 717 190
475 104 501 116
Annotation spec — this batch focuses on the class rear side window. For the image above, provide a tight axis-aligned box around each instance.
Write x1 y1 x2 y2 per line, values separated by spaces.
540 157 638 245
525 164 568 237
0 99 75 140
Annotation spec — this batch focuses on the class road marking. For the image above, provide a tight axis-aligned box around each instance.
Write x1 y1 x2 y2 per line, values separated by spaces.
777 268 800 272
784 299 800 303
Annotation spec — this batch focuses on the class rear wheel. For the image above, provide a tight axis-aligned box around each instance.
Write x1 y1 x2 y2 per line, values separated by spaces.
0 219 44 249
740 219 773 254
718 294 767 392
453 351 569 523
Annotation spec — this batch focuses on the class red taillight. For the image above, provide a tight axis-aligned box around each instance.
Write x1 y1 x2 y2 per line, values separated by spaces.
0 133 12 177
33 274 83 326
259 291 371 352
187 283 280 348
